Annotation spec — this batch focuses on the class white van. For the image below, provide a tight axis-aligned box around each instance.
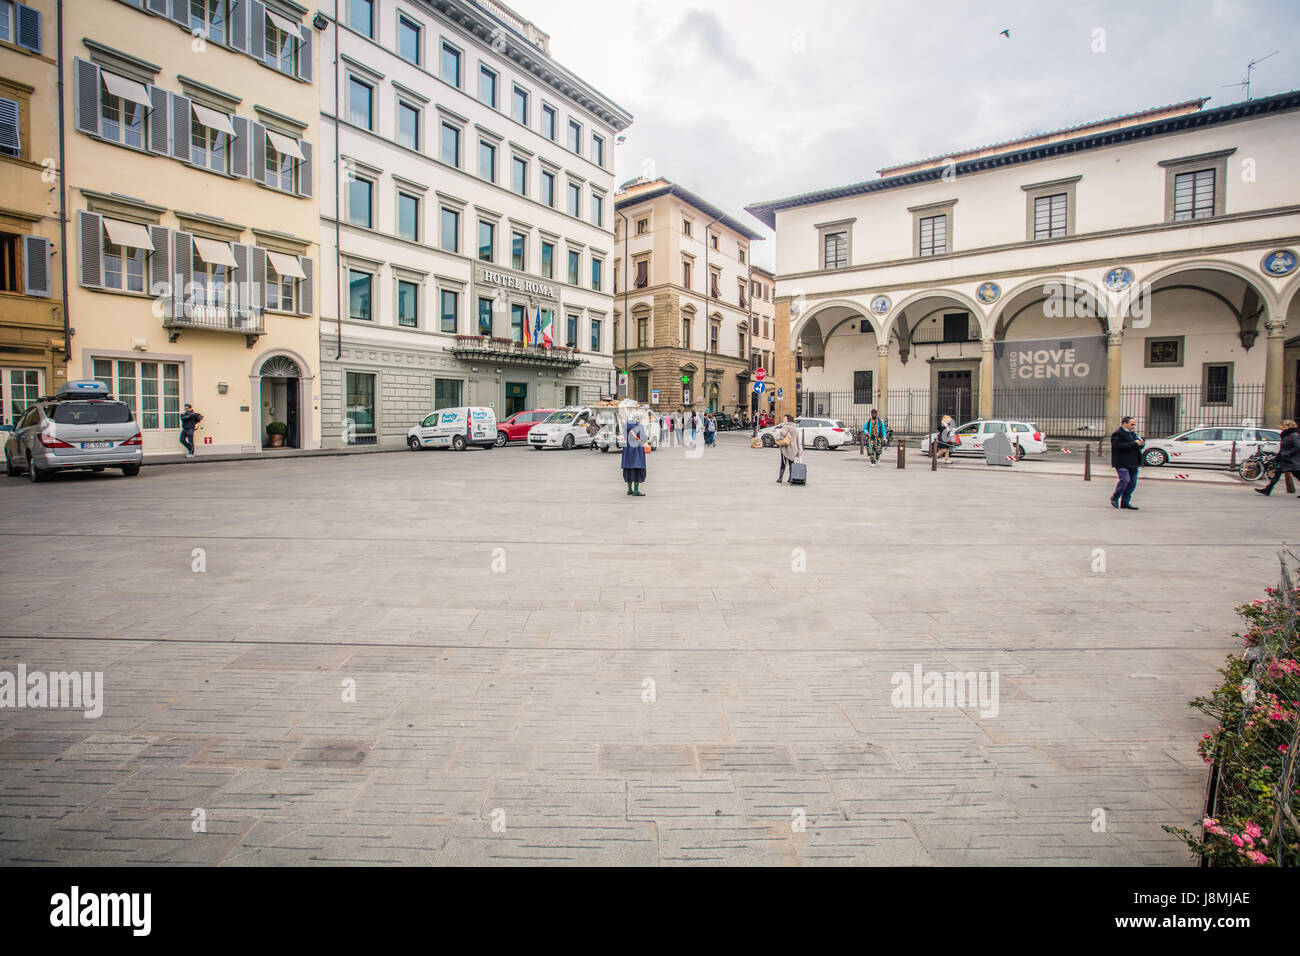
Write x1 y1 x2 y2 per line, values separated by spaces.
595 402 660 452
527 406 596 450
407 406 497 451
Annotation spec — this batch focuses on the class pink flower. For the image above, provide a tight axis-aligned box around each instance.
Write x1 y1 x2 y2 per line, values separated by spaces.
1246 850 1268 865
1279 744 1290 753
1232 834 1245 847
1245 822 1262 839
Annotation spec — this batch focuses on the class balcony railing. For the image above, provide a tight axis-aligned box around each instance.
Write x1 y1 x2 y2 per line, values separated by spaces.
450 334 585 368
164 302 265 345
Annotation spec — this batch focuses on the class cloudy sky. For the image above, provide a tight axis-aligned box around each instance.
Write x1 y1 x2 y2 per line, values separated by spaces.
509 0 1299 270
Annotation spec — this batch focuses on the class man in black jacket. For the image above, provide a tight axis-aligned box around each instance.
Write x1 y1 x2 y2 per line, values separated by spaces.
179 404 203 459
1110 416 1144 510
1255 419 1299 497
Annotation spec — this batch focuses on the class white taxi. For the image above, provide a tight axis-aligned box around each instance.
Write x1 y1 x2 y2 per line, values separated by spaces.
919 420 1046 458
1140 425 1281 467
528 406 597 450
758 417 852 450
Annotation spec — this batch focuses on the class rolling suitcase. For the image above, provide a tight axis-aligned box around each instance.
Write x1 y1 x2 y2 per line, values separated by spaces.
789 461 807 485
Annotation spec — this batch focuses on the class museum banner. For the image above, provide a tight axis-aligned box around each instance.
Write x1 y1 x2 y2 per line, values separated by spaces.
992 335 1107 426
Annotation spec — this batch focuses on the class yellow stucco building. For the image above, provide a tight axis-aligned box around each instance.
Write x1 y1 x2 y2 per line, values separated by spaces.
0 0 63 424
61 0 321 454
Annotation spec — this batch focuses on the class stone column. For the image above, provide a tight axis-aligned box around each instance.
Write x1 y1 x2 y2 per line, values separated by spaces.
774 297 796 420
1105 329 1124 428
979 337 994 419
874 341 890 415
1263 316 1288 427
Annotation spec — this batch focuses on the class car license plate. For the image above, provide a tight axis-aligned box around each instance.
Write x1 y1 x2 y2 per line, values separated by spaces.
80 441 113 449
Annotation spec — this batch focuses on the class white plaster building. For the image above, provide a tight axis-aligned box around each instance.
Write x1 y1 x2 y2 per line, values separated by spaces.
319 0 631 446
747 93 1300 435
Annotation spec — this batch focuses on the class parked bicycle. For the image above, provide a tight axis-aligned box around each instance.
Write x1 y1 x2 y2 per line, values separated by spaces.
1236 443 1277 482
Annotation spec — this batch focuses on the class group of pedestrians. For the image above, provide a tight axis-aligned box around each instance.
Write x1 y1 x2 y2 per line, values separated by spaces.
657 408 720 446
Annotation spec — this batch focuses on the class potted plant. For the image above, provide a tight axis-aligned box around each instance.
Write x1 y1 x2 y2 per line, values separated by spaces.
266 421 288 447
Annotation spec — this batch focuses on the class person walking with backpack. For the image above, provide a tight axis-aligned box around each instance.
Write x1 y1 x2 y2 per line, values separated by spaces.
863 409 888 467
1255 419 1300 497
774 414 802 483
935 415 955 463
179 404 203 459
1110 416 1145 510
704 411 717 447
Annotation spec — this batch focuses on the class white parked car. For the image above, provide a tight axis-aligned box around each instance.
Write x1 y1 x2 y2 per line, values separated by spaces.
919 419 1046 458
758 417 851 450
528 406 596 450
1140 425 1281 467
595 404 661 452
407 406 497 451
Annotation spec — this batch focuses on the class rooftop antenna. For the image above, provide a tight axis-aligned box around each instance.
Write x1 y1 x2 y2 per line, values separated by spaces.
1222 50 1278 100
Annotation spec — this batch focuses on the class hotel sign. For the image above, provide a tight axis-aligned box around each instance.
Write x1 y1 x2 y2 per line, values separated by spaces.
479 268 557 300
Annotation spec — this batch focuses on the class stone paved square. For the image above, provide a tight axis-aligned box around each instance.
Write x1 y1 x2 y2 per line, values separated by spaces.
0 434 1285 865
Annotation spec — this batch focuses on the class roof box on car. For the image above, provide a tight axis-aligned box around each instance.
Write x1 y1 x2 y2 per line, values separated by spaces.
56 380 111 399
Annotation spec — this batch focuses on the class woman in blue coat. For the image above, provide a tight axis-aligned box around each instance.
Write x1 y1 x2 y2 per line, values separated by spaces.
622 418 650 496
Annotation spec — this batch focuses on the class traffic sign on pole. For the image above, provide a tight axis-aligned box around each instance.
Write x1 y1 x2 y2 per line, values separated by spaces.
755 367 766 382
753 382 766 394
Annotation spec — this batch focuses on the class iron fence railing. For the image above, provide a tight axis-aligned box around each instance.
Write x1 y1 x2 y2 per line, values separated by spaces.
1122 383 1266 437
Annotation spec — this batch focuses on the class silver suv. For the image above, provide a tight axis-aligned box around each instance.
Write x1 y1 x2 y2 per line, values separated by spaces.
4 380 143 482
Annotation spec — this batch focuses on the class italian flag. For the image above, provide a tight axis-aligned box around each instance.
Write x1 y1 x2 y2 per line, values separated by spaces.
541 308 554 348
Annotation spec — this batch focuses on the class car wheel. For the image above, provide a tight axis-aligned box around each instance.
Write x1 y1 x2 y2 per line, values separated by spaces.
408 436 421 451
121 464 140 477
761 434 775 447
533 445 542 451
562 434 574 450
814 436 829 451
495 431 508 447
1142 448 1168 467
452 435 467 451
27 455 46 483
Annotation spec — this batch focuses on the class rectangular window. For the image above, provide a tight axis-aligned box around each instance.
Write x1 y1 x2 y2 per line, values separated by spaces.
477 296 493 335
682 259 692 288
348 269 372 319
1033 193 1067 239
478 220 494 263
738 247 746 264
567 249 579 285
510 302 525 342
265 259 297 312
479 65 497 108
567 182 580 217
823 231 847 269
345 371 376 438
190 117 228 173
1173 169 1216 221
348 174 373 228
511 231 526 271
264 17 297 75
440 42 461 87
397 279 419 328
266 146 295 192
590 318 601 353
2 367 40 426
398 101 420 150
709 322 719 354
440 207 459 253
540 241 554 279
1203 363 1233 405
512 156 527 196
566 313 577 347
348 77 373 130
567 119 581 153
349 0 373 37
397 191 420 242
190 0 227 45
434 378 462 409
541 170 556 207
0 95 18 158
100 89 145 149
0 232 18 291
440 289 458 333
683 219 692 237
591 194 603 227
512 85 528 126
635 259 648 289
637 316 648 348
592 133 604 167
478 140 495 182
636 218 648 235
591 258 602 291
103 237 146 293
440 122 459 166
398 15 421 65
942 313 971 343
919 215 947 256
541 104 556 140
853 371 873 405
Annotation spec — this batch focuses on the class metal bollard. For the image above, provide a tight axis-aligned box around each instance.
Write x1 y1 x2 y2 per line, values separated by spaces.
897 438 906 469
1084 444 1092 481
930 435 937 472
859 426 864 455
1230 440 1237 471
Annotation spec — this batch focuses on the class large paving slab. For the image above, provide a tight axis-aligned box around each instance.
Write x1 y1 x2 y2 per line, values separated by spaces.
0 431 1287 865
